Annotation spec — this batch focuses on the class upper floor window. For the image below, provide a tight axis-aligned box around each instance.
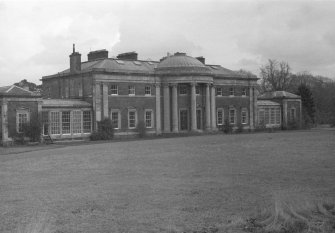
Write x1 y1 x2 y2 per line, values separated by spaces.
196 86 200 95
179 85 187 95
111 85 118 95
242 88 247 96
145 86 151 96
128 85 135 95
216 87 223 96
229 87 235 96
16 110 30 133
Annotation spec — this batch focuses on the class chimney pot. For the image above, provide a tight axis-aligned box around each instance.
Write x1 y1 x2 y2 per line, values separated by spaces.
116 52 138 61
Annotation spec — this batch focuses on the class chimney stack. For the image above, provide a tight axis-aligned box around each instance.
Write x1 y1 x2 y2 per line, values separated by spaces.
196 56 205 64
69 44 81 73
116 52 138 61
88 49 109 61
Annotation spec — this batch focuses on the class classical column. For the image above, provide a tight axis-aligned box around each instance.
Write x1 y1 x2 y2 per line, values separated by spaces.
102 83 109 119
190 82 197 131
163 84 171 132
155 84 162 135
1 100 9 144
95 83 102 122
205 83 211 130
249 87 254 129
171 84 179 133
210 85 217 130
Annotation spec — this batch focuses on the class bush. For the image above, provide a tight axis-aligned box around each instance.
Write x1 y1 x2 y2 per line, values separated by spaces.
236 123 243 133
22 119 42 142
137 121 146 138
223 119 233 134
90 118 114 141
288 120 299 130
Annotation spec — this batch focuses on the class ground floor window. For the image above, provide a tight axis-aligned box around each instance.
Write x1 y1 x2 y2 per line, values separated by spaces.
241 109 248 124
258 107 281 126
128 109 137 129
217 108 224 125
111 110 120 129
290 108 296 121
16 110 30 133
83 111 92 133
62 111 71 134
72 111 82 134
229 108 236 124
145 110 153 128
50 112 60 134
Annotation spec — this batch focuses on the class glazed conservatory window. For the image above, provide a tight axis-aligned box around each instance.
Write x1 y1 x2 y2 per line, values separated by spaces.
62 111 71 134
50 112 60 135
72 111 82 134
83 111 92 133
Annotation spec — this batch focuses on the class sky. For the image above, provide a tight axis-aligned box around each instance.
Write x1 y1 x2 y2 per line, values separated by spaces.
0 0 335 86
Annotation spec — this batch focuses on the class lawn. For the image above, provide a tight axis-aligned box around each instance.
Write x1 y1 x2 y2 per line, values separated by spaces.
0 130 334 233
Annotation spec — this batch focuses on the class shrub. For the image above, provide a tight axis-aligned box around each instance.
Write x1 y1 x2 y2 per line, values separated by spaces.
223 119 233 134
236 123 243 133
22 119 42 142
288 120 299 130
90 118 114 141
137 121 146 138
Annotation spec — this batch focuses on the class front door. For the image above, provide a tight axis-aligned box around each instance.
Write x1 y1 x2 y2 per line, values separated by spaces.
180 110 188 131
196 109 202 130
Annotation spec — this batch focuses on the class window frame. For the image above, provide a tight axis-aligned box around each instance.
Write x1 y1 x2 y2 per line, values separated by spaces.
50 111 60 135
216 108 224 125
241 108 248 124
290 107 296 121
16 109 30 133
110 84 118 95
216 87 223 96
61 111 71 134
229 108 236 124
72 110 82 134
179 85 187 95
128 85 135 96
145 86 151 96
229 87 235 96
195 85 200 95
110 109 121 129
242 88 247 96
128 109 137 129
144 109 154 128
83 111 92 133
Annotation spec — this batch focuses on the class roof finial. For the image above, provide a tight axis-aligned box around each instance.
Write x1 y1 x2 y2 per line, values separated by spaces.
73 43 75 53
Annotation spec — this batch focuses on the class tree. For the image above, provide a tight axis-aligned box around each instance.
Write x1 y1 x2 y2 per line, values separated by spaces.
14 79 42 92
297 84 315 127
260 59 292 92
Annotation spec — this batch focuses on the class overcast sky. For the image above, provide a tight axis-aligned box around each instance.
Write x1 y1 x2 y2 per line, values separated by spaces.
0 0 335 86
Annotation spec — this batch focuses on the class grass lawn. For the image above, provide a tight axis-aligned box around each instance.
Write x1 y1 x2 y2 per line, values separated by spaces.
0 130 334 233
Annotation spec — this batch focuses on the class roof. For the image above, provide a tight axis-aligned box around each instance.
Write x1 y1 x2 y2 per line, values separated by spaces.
258 91 301 100
42 99 92 108
257 100 281 106
0 85 41 97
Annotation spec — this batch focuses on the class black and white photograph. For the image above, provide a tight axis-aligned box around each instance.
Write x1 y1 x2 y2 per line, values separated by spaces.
0 0 334 232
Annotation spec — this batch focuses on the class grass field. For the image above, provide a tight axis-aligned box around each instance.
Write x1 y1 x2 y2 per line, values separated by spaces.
0 130 334 233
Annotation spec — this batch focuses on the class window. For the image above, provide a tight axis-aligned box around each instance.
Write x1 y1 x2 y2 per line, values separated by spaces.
111 110 120 129
83 111 92 133
216 87 222 96
275 108 281 124
62 111 71 134
179 85 187 95
72 111 82 134
229 108 236 124
270 108 275 124
111 85 118 95
42 111 49 135
196 86 200 95
290 108 296 121
229 87 235 96
17 110 29 133
258 109 265 125
145 110 153 128
241 109 248 124
217 109 224 125
128 109 137 129
128 85 135 95
145 86 151 96
242 88 247 96
264 108 269 124
50 112 60 135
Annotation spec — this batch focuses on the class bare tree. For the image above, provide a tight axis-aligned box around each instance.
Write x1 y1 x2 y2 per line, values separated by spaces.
260 59 291 92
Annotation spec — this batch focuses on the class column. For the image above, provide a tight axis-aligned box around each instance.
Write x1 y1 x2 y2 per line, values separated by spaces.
205 83 211 130
163 84 170 132
253 88 258 128
283 99 288 128
171 84 179 133
1 100 9 144
210 85 217 130
102 83 109 119
190 82 197 131
249 87 254 129
155 84 162 135
95 83 102 122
